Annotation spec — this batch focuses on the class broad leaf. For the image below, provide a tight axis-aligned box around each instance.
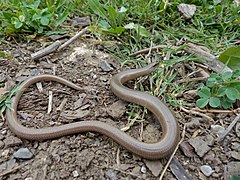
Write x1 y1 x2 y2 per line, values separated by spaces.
225 87 239 100
198 87 211 98
219 46 240 70
209 97 220 108
196 98 209 108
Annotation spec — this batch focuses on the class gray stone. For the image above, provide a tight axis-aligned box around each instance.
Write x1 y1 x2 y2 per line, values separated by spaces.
99 60 113 72
141 165 146 173
188 136 211 157
105 169 117 180
177 3 196 19
13 148 33 160
200 165 214 177
4 136 22 147
144 159 163 177
211 125 225 136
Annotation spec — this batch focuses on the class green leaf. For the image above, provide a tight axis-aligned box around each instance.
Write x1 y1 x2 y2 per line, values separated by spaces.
117 6 127 26
40 16 49 26
134 25 151 37
19 15 25 22
219 46 240 70
196 98 209 108
206 77 216 87
98 20 111 31
209 97 220 108
217 86 226 97
88 0 108 20
221 98 232 109
198 87 211 98
225 87 240 100
106 27 125 35
14 21 23 29
222 71 232 81
107 6 117 28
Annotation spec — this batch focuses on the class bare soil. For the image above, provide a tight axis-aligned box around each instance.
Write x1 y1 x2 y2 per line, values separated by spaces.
0 37 239 180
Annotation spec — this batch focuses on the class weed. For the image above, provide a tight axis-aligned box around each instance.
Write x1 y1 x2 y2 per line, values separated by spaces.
0 82 22 120
197 70 240 109
0 0 78 36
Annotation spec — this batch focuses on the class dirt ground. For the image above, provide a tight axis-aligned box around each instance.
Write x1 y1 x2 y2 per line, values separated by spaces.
0 37 239 180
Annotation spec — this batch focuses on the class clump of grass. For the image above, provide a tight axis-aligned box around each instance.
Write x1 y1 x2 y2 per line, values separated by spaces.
0 83 22 120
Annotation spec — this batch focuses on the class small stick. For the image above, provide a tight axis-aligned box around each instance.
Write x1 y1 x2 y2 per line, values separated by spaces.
36 82 43 93
217 113 240 142
180 106 214 121
192 107 239 114
56 98 68 112
31 40 61 60
159 125 186 180
58 26 88 51
47 91 53 114
116 148 121 168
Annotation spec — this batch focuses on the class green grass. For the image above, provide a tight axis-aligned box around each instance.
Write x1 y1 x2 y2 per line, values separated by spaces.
0 0 239 120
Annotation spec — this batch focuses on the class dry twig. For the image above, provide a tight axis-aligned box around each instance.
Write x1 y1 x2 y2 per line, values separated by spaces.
217 113 240 142
180 106 214 121
47 91 53 114
58 26 88 51
159 125 186 180
31 40 61 60
192 107 239 114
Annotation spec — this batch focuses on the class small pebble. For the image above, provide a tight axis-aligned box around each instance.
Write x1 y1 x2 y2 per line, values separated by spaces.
2 149 10 157
200 165 214 177
105 169 117 180
211 125 225 136
141 165 147 173
99 60 113 72
0 141 4 149
1 130 7 135
25 177 33 180
72 170 79 177
13 148 33 160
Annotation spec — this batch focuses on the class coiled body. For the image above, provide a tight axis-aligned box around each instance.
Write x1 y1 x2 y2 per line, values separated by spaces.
6 63 179 160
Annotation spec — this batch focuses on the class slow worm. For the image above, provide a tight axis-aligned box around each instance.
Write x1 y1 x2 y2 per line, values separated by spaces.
6 63 179 160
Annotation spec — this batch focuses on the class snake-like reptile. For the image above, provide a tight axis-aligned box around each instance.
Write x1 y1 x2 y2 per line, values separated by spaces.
6 63 179 160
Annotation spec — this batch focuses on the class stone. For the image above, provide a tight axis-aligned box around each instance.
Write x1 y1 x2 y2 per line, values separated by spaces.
211 125 225 136
144 160 163 177
230 151 240 160
25 177 34 180
4 136 22 147
200 165 214 177
141 165 146 173
188 136 211 157
105 169 117 180
72 170 79 177
177 3 196 19
99 60 113 72
180 141 196 157
13 148 33 160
